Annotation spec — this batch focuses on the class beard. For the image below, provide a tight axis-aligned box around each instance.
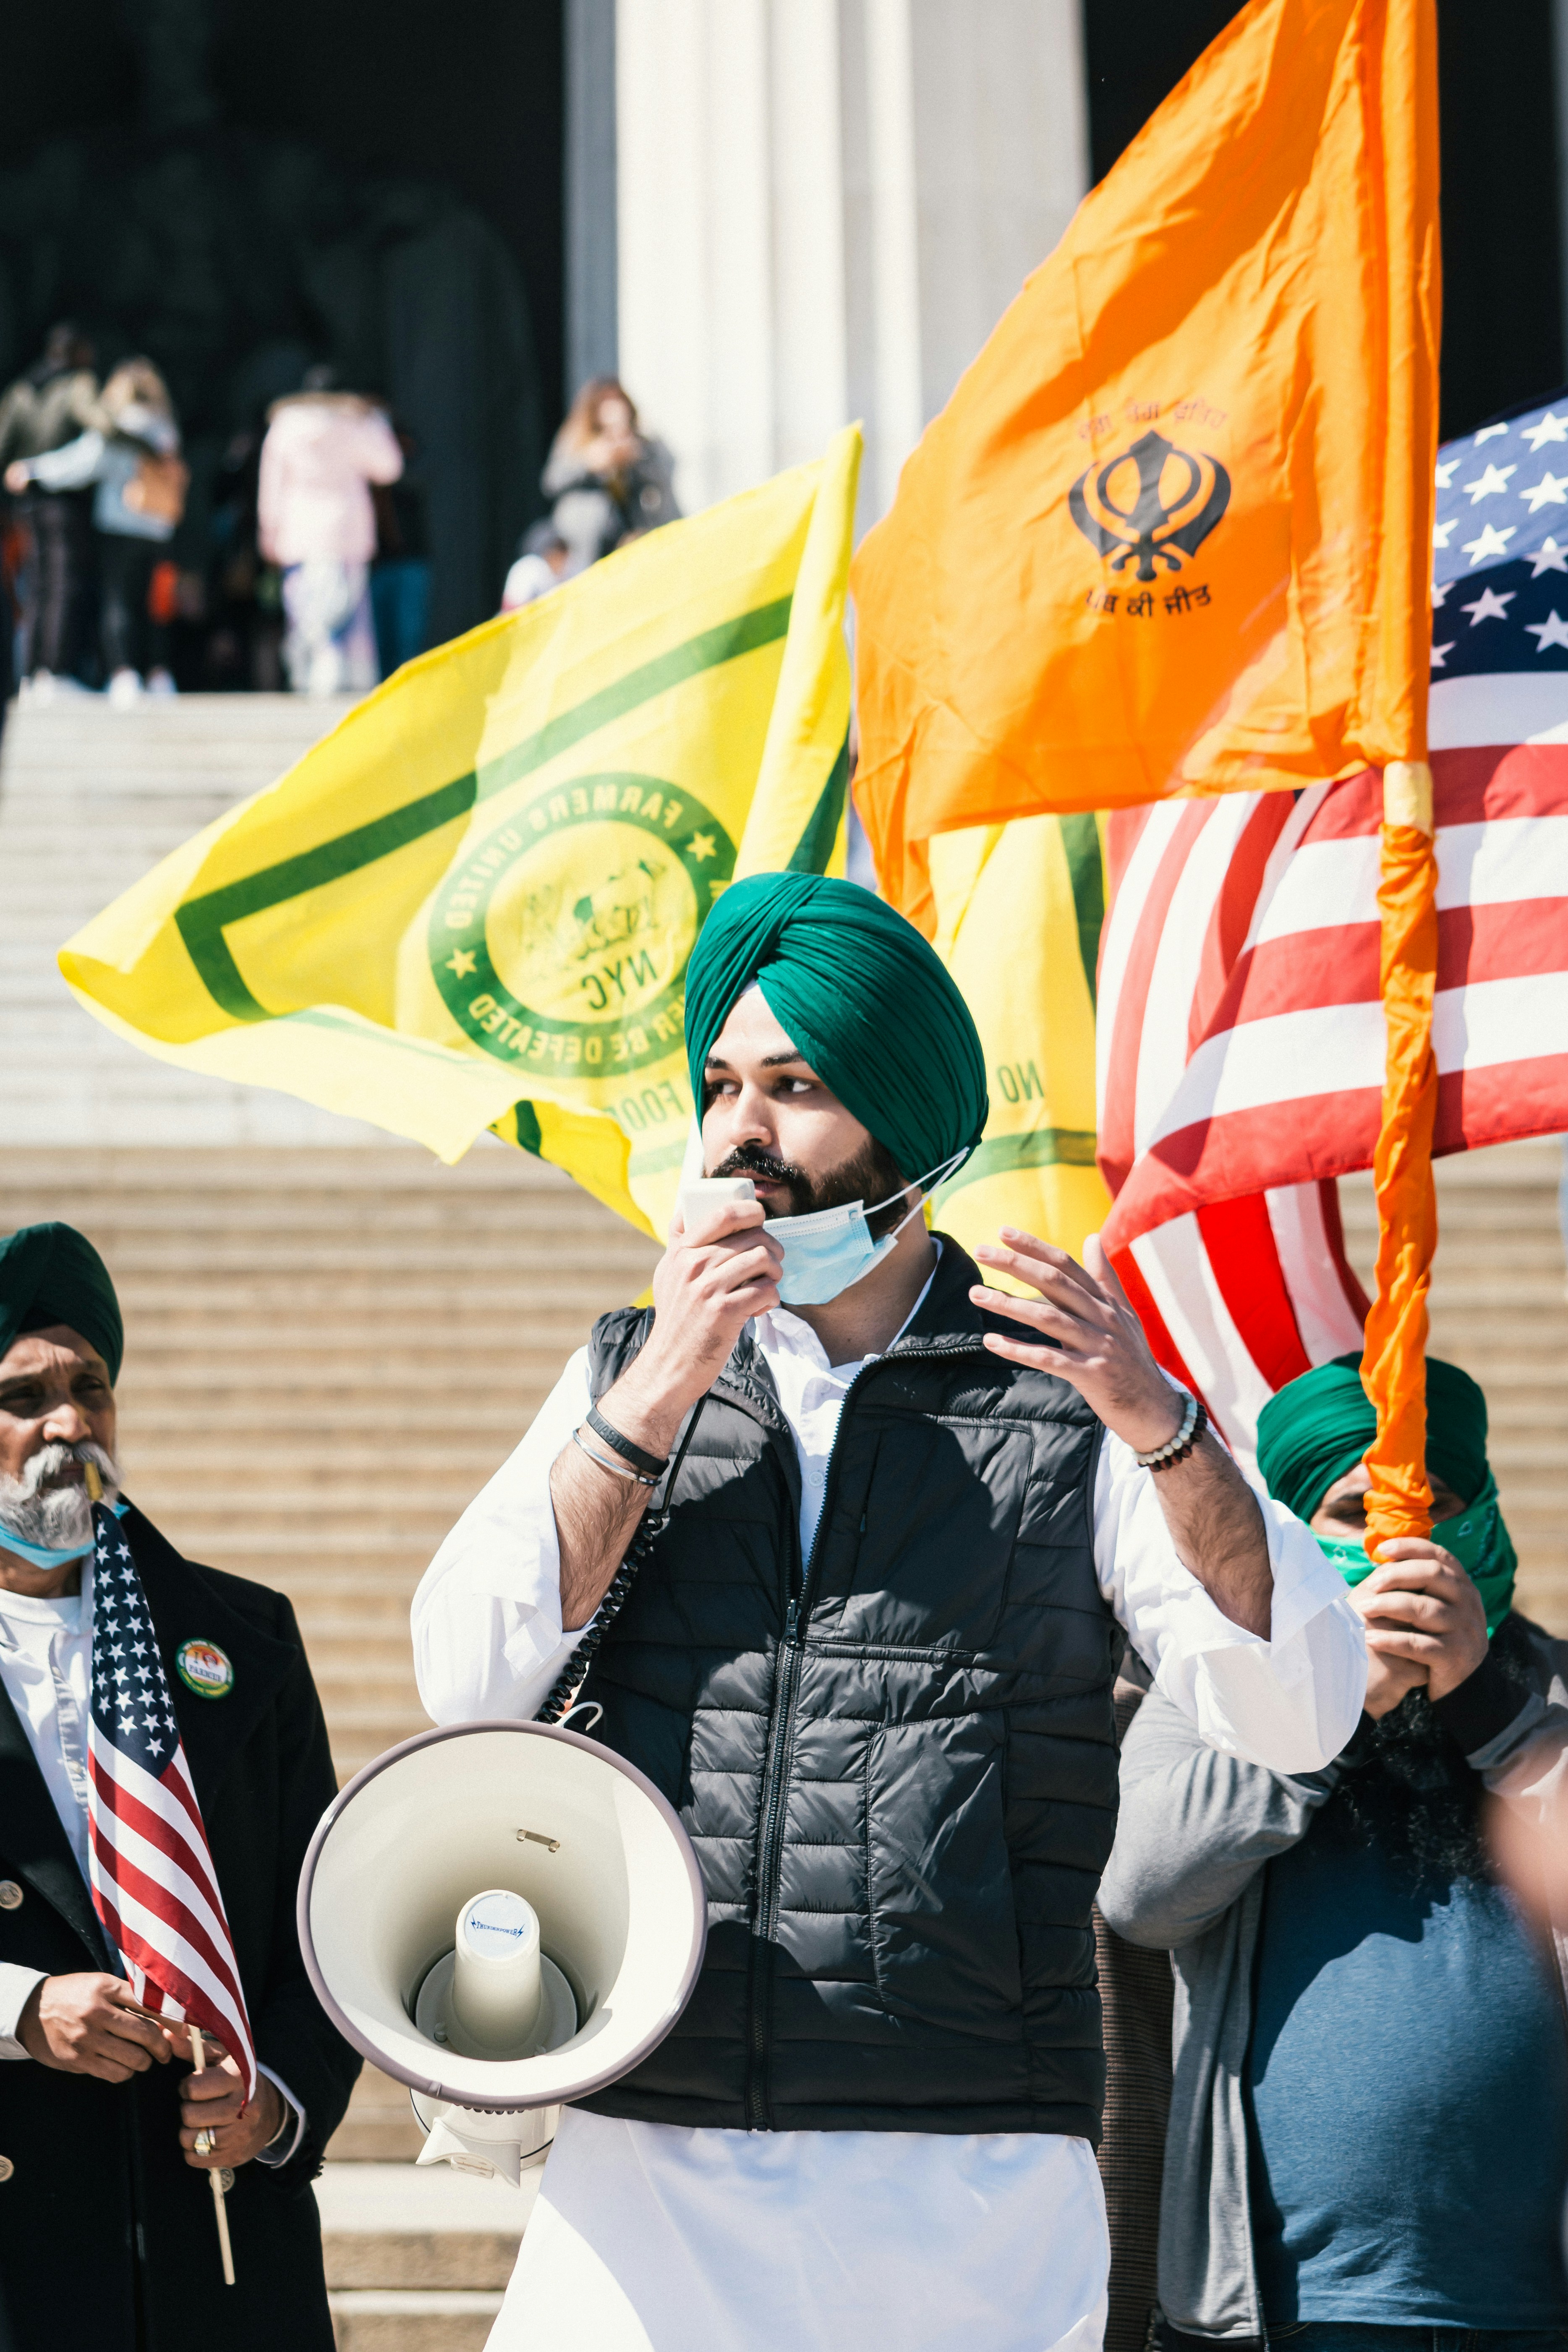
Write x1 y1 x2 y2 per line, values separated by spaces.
0 1440 121 1555
1325 1611 1533 1885
708 1135 912 1237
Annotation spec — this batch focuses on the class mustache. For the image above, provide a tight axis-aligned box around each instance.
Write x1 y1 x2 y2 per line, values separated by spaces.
0 1440 118 1502
709 1144 808 1189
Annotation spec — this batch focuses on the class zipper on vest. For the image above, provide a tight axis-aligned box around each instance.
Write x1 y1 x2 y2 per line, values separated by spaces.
744 1341 987 2128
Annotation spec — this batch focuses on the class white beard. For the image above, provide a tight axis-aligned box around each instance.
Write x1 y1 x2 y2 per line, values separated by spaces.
0 1441 120 1553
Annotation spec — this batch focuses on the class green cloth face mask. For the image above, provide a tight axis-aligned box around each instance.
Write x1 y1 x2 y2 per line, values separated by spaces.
1315 1469 1517 1636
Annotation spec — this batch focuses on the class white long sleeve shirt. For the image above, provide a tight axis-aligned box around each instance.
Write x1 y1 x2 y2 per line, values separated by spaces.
0 1562 306 2165
412 1288 1365 2352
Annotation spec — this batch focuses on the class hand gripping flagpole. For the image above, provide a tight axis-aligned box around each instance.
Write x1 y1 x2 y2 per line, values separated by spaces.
188 2026 236 2285
1361 761 1439 1556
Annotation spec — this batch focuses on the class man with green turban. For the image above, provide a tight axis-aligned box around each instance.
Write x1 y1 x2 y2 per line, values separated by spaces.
0 1225 361 2351
1102 1350 1568 2349
415 870 1367 2352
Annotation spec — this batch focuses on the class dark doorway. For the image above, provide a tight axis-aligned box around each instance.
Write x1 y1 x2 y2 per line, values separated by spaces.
1082 0 1564 443
0 0 564 679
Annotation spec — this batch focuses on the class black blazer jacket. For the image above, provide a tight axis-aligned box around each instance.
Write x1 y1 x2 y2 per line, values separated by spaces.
0 1503 361 2352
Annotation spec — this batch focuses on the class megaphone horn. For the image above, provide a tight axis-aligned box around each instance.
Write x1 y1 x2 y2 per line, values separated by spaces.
298 1720 707 2182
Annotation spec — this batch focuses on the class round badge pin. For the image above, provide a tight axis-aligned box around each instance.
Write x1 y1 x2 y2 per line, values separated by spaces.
175 1640 234 1701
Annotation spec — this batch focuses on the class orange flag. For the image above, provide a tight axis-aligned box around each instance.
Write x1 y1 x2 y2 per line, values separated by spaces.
853 0 1443 1555
852 0 1440 933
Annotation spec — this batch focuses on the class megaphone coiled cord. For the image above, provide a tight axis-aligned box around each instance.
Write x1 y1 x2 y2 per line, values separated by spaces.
535 1395 709 1727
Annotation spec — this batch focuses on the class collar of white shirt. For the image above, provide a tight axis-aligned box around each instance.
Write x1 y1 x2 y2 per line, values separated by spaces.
750 1241 943 1428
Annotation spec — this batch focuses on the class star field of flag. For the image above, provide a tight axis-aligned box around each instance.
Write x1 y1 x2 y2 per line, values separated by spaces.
90 1519 182 1767
1433 395 1568 674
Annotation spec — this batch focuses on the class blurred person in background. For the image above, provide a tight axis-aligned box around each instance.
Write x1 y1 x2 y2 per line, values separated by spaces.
541 376 678 573
500 520 570 611
369 416 430 677
0 324 100 699
257 367 402 697
1101 1353 1568 2352
6 359 186 707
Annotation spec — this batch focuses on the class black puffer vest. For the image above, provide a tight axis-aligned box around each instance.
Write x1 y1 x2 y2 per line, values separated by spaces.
574 1238 1120 2139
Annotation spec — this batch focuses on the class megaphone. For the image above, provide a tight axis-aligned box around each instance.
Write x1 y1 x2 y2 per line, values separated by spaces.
298 1720 707 2183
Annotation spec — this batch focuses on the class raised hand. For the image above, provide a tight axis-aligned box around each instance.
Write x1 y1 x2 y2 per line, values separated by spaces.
970 1229 1187 1454
615 1198 783 1457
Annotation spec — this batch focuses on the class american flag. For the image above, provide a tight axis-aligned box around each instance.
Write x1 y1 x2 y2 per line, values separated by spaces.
1096 389 1568 1464
85 1507 258 2103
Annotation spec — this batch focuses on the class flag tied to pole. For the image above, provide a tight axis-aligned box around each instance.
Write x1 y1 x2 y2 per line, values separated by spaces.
853 0 1443 1550
85 1507 258 2104
60 429 861 1242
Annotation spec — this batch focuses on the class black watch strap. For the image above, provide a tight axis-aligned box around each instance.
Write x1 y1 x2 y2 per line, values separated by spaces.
585 1403 669 1482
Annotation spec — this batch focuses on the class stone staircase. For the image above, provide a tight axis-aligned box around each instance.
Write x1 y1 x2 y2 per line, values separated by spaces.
319 2164 538 2350
0 694 382 1144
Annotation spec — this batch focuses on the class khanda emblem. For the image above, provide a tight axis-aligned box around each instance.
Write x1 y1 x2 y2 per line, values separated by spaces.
1069 429 1231 583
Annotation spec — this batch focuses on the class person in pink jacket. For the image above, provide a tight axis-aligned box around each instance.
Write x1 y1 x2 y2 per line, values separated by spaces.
258 374 403 695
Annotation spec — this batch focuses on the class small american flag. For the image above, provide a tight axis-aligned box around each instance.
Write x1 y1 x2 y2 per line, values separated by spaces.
1094 390 1568 1464
85 1506 257 2103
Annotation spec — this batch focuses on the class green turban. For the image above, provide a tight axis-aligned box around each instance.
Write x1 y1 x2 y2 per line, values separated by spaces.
1256 1351 1514 1634
1257 1352 1490 1523
0 1223 123 1385
683 871 989 1183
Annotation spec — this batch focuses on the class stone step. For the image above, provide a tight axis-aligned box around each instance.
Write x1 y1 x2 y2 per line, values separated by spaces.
330 2070 428 2163
329 2289 507 2349
321 2164 531 2287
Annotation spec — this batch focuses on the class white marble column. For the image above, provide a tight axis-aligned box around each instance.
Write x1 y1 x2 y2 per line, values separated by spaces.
566 0 621 393
613 0 1090 527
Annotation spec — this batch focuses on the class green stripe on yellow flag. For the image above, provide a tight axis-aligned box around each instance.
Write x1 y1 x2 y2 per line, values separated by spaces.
61 427 861 1239
926 811 1113 1280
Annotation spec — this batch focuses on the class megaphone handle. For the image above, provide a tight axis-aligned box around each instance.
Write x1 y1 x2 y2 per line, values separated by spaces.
536 1393 709 1725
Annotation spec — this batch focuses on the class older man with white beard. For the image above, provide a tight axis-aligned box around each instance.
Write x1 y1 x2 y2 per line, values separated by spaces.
0 1220 360 2352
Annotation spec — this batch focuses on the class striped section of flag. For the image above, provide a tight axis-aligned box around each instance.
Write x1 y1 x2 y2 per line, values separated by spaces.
85 1508 257 2101
1097 749 1568 1456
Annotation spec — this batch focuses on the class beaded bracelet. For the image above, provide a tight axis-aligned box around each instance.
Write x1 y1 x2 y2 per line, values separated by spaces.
1135 1390 1207 1471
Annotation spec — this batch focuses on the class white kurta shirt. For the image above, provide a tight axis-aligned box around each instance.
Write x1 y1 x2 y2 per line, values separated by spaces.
0 1553 307 2161
412 1283 1365 2352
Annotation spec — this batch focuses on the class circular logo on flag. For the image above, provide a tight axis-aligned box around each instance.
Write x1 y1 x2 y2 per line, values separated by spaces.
175 1640 234 1701
430 775 737 1079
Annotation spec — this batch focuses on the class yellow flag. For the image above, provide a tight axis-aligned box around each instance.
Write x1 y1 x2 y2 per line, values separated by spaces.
61 428 861 1239
926 813 1112 1279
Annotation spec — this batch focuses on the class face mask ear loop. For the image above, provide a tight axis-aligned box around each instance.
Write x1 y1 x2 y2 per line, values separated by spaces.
880 1146 975 1241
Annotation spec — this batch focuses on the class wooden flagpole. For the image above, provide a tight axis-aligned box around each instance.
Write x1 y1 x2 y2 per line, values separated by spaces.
189 2025 236 2286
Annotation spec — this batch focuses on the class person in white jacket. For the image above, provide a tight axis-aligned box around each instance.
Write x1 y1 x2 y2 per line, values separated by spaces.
257 374 402 696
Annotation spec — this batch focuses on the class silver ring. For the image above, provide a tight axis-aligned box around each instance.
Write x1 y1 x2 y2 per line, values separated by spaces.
193 2128 216 2156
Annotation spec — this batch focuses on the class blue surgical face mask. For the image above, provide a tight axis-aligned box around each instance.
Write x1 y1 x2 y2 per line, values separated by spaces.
762 1152 968 1307
0 1499 125 1570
